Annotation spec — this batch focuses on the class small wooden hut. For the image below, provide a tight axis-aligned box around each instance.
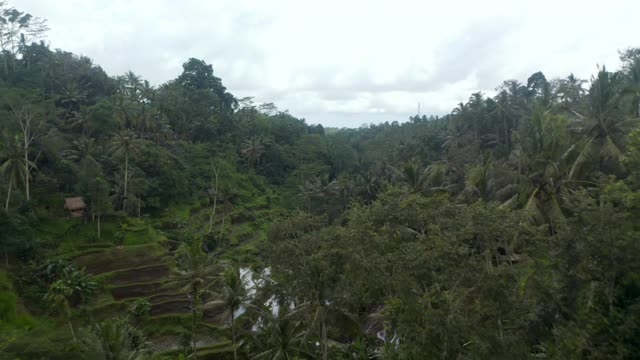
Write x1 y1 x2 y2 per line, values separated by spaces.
64 197 87 218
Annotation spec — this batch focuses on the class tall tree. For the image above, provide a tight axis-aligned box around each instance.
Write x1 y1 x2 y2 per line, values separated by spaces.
9 102 41 202
0 136 29 210
0 3 49 73
174 240 220 358
109 130 143 210
205 266 250 360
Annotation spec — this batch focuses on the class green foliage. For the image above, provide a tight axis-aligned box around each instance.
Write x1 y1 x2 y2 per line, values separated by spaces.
1 5 640 357
130 298 151 318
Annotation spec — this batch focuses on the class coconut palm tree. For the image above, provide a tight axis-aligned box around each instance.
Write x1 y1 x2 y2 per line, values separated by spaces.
204 266 250 360
109 130 144 210
498 106 571 226
44 266 97 342
62 137 101 177
44 279 77 341
124 71 143 102
620 48 640 118
59 83 87 117
109 95 133 128
81 317 149 360
241 137 266 169
568 67 628 180
248 301 309 360
173 240 220 358
68 106 93 135
1 136 31 210
557 73 586 106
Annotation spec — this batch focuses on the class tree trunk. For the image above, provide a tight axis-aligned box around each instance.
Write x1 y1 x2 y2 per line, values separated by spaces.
123 151 128 211
503 115 510 152
219 200 226 245
207 164 218 234
138 196 141 219
321 320 328 360
5 177 12 210
191 287 198 360
68 320 77 343
208 198 217 234
24 134 30 202
231 312 238 360
191 307 198 360
97 215 101 239
66 304 77 343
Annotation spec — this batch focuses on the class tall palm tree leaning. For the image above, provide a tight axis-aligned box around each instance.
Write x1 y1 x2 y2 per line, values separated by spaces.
1 136 32 210
109 129 144 210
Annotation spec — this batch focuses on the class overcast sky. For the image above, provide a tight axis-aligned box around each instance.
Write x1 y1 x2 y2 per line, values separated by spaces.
19 0 640 128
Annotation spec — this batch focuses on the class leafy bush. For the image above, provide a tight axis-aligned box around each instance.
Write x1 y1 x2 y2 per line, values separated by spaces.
130 298 151 318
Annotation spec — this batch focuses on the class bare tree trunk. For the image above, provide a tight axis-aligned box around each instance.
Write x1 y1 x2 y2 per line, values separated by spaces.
97 215 101 239
24 133 30 202
12 105 40 203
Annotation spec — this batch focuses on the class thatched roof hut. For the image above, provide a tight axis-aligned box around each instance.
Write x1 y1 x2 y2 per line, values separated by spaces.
64 197 87 217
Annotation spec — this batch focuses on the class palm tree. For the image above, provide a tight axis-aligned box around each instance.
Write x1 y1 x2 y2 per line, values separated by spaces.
44 266 97 342
59 83 87 116
109 95 133 128
81 317 149 360
44 279 77 341
498 106 570 226
1 136 31 210
241 137 266 169
125 71 143 102
68 106 93 135
204 266 250 360
299 178 322 212
557 73 586 106
248 301 309 360
62 137 101 177
569 67 627 179
174 240 220 358
620 48 640 118
298 177 339 213
109 130 144 210
391 161 453 196
129 172 147 219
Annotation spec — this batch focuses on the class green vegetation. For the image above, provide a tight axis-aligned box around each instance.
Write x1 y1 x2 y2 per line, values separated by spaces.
1 2 640 359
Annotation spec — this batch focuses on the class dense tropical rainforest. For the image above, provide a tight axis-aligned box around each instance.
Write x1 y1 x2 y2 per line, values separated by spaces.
1 4 640 360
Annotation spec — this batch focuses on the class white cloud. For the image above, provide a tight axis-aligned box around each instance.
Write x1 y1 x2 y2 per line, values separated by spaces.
18 0 640 127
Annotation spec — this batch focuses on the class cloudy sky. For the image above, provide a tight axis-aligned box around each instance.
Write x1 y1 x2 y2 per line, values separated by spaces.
19 0 640 127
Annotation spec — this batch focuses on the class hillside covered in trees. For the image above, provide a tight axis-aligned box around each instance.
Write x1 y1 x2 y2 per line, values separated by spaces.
2 4 640 360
